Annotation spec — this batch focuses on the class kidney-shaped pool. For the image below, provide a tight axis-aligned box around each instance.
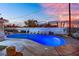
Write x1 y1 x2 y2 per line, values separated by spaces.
7 34 66 47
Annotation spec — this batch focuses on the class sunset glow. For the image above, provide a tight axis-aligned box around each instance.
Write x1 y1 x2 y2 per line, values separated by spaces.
41 3 79 21
0 3 79 25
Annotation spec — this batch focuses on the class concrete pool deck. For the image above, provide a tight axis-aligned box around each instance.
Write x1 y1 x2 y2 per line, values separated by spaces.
0 37 79 56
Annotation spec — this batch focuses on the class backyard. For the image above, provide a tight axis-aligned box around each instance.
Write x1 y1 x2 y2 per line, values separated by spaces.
0 34 79 56
0 3 79 56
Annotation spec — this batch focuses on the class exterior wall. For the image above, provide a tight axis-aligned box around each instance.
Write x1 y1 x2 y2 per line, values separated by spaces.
0 22 4 41
5 27 67 34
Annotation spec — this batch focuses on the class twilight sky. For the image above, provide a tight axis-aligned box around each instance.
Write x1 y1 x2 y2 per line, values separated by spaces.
0 3 79 25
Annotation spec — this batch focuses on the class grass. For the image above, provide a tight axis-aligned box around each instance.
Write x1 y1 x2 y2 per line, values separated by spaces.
56 34 79 40
0 45 7 51
25 41 34 44
55 34 69 39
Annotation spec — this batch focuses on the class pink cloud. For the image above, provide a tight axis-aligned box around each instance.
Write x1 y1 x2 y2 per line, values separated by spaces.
40 3 79 21
41 3 68 9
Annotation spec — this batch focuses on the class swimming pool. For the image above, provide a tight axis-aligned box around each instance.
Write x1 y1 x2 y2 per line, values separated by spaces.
7 34 66 47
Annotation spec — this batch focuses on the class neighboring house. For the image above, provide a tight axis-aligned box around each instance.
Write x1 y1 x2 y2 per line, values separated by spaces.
0 17 8 41
48 20 79 28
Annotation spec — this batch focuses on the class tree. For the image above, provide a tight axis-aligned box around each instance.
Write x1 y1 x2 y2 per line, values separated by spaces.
68 3 72 36
24 19 38 27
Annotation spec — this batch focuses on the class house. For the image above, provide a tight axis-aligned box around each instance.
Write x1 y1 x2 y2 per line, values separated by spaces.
0 17 8 41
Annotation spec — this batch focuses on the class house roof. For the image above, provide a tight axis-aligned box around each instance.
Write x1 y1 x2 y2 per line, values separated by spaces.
0 17 8 23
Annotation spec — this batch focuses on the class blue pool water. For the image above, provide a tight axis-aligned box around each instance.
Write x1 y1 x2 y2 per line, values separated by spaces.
7 34 66 47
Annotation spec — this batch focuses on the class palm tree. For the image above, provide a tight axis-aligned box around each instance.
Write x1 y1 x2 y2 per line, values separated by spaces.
68 3 72 36
24 19 38 27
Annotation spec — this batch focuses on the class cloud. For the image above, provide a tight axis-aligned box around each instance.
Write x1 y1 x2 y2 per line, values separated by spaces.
40 3 79 21
41 3 68 9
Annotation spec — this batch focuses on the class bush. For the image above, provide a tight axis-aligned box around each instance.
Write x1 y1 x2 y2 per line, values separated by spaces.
71 32 79 39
